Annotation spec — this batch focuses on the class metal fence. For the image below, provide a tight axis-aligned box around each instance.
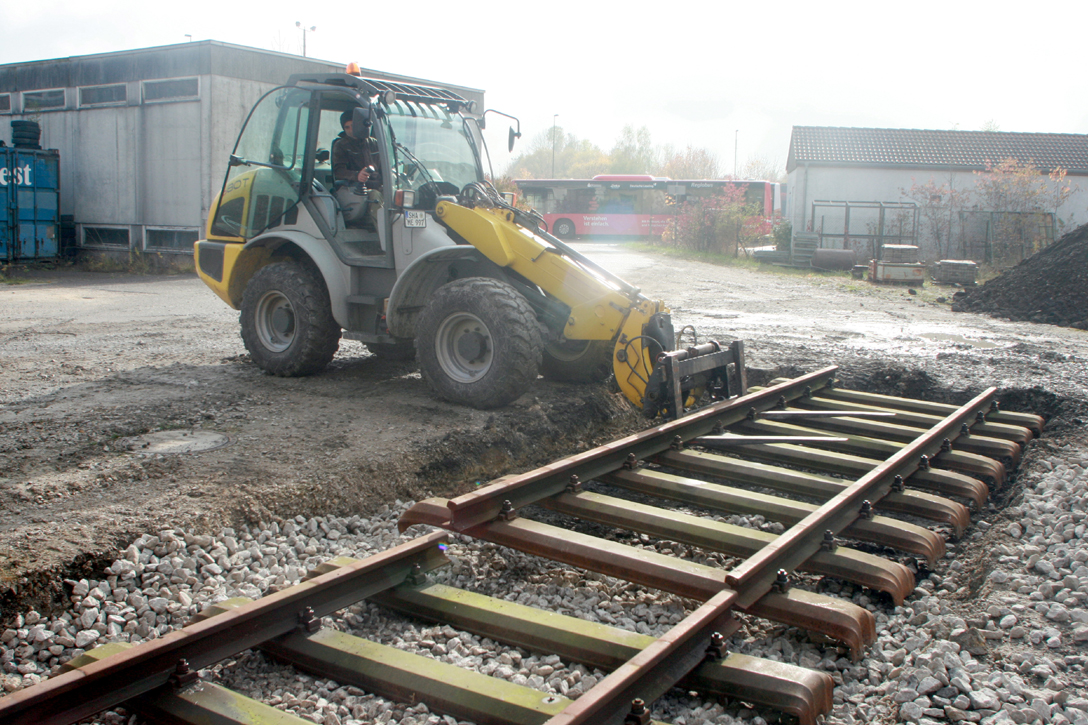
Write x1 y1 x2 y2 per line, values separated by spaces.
809 200 919 260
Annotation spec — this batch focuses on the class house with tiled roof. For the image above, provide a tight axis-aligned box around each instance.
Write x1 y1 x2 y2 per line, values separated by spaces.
785 127 1088 260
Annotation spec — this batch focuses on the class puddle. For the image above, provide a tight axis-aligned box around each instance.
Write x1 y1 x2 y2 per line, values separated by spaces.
918 332 999 349
120 430 231 454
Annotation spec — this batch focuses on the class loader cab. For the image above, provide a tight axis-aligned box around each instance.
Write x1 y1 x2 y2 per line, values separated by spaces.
208 75 486 269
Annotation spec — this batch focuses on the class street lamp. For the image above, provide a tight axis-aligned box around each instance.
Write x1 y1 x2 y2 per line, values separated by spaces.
296 22 316 57
551 114 559 177
734 129 738 179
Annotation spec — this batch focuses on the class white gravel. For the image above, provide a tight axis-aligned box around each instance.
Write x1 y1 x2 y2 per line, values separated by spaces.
2 435 1087 725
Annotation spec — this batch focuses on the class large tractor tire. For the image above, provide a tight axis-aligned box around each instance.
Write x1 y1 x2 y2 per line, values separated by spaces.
541 339 614 382
240 261 340 377
416 277 542 409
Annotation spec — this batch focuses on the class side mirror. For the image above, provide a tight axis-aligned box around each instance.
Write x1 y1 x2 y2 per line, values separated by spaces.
351 107 371 138
508 126 521 153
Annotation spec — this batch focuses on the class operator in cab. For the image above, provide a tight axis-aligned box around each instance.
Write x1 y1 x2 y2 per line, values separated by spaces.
332 109 382 230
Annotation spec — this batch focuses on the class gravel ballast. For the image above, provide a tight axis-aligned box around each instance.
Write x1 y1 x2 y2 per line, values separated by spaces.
3 427 1087 725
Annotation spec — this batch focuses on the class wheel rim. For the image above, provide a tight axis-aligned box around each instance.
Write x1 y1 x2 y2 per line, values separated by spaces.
434 312 492 383
254 290 296 353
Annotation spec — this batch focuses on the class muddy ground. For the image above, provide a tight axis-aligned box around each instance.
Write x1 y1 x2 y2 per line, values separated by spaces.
2 246 1087 619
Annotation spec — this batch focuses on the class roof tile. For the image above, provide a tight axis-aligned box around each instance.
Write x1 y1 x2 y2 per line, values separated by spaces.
787 127 1088 173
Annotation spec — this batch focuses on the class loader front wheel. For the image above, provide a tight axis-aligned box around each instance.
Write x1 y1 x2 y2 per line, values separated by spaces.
240 261 340 377
417 277 542 409
541 339 614 382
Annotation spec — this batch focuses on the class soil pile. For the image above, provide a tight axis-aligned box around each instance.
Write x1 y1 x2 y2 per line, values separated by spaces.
952 223 1088 328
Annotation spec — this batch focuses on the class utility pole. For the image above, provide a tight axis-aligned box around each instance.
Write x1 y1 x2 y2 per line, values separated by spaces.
734 130 738 179
296 22 316 57
552 114 559 177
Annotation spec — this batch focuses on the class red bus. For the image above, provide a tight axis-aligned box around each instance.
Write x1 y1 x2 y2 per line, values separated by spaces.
514 175 783 239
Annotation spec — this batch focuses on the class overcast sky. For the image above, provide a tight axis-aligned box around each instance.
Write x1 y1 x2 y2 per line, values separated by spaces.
4 0 1087 177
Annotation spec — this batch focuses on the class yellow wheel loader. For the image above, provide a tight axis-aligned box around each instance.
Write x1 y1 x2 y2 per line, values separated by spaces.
195 72 740 418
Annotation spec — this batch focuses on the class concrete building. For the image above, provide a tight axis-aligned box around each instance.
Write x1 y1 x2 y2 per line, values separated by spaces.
786 127 1088 261
0 41 483 258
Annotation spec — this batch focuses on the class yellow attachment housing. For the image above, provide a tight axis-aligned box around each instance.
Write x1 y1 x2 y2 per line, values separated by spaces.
436 202 648 342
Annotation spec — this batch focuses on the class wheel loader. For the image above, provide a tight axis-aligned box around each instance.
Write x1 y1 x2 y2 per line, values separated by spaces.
194 70 740 418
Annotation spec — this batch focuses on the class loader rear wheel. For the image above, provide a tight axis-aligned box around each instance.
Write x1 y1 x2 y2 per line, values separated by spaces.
240 261 340 377
541 339 614 382
417 277 542 409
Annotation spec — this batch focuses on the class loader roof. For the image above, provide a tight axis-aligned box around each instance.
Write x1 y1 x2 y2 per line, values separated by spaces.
287 72 469 109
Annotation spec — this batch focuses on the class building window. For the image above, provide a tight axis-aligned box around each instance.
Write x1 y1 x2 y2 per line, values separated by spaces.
145 228 199 252
143 78 199 102
80 84 127 107
22 89 65 112
0 94 10 114
83 226 129 247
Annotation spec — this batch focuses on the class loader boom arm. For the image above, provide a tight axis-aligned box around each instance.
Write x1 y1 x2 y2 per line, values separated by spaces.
434 200 667 410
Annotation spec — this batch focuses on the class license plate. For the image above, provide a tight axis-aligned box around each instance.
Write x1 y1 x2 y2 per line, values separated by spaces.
404 211 427 228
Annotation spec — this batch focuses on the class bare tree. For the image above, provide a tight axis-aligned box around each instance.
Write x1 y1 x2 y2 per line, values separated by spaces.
740 155 786 182
660 145 722 179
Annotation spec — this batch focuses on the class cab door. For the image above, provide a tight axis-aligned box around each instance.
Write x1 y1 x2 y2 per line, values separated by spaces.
209 87 311 240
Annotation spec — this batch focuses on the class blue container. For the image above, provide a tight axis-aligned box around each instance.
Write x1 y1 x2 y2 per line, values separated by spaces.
0 147 60 262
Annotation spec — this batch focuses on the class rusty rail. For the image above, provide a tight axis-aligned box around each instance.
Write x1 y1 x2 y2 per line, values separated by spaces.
0 370 1041 725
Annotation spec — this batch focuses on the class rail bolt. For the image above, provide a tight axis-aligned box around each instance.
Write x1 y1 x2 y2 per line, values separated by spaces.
746 407 758 421
625 698 651 725
859 500 874 519
775 395 787 410
671 435 684 451
976 410 987 424
821 530 837 551
170 658 199 688
623 453 640 470
406 563 426 587
773 569 791 592
961 422 971 436
892 475 905 492
499 500 517 521
941 438 952 453
705 631 725 661
918 454 930 470
297 606 321 634
566 475 583 494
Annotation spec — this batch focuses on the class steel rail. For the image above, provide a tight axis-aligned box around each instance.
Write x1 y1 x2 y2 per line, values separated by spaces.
0 532 451 725
725 388 996 607
435 367 839 531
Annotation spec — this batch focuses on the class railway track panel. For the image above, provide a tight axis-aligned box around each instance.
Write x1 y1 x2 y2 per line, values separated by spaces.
0 369 1041 725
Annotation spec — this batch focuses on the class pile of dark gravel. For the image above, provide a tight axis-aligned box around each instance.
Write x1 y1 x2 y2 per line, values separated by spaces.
952 224 1088 329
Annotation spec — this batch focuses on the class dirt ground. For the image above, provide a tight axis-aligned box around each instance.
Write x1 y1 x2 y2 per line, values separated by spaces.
2 246 1087 619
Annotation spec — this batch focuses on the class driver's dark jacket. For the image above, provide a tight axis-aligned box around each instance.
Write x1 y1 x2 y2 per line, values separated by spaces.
331 132 373 182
